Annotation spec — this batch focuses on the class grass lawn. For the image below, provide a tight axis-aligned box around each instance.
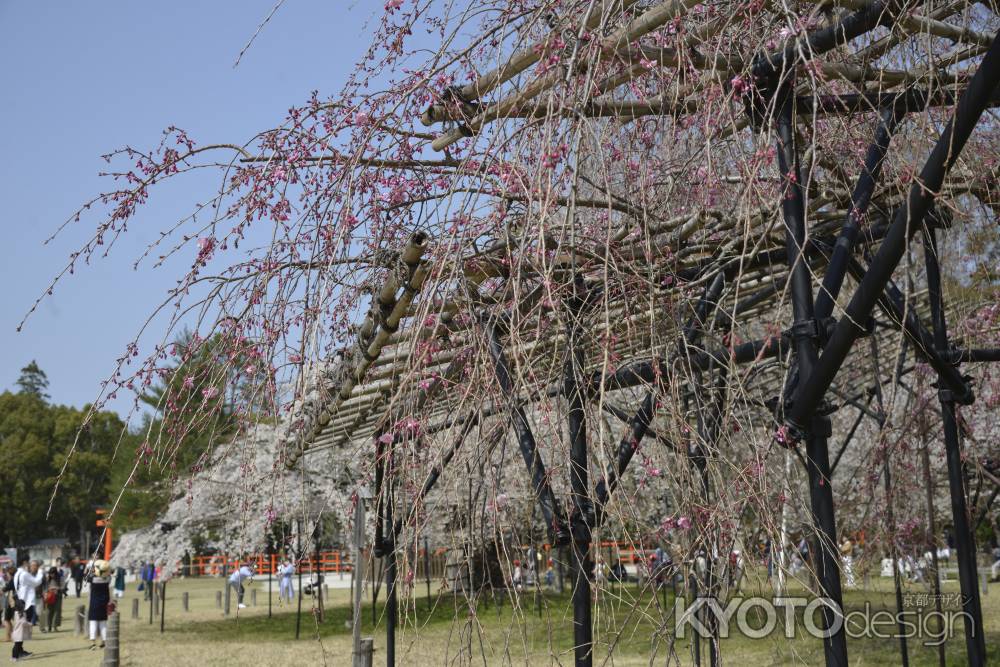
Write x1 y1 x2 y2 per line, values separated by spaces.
9 571 999 665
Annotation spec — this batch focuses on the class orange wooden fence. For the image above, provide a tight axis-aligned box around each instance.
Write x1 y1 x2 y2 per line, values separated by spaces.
183 551 354 576
165 541 655 577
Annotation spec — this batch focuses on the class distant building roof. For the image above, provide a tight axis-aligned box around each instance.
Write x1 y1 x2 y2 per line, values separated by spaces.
19 538 70 548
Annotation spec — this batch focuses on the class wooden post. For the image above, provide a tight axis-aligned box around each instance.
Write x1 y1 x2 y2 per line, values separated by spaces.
101 611 120 667
215 590 222 609
358 637 374 667
160 581 166 633
153 583 161 617
223 559 231 616
130 598 139 620
182 591 189 611
424 537 431 609
296 518 303 640
314 536 325 623
74 604 86 635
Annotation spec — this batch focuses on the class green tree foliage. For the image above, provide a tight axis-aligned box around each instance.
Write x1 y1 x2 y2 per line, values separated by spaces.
107 331 238 532
0 369 129 546
0 340 241 545
15 360 49 399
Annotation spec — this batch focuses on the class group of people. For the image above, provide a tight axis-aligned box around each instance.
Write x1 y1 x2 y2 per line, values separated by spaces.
223 557 299 609
0 557 121 661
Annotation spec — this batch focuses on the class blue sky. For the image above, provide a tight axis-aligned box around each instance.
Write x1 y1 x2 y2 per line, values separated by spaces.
0 1 379 418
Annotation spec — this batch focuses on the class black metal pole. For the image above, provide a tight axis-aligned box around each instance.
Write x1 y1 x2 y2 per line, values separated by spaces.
314 528 324 623
687 275 727 667
774 87 847 667
593 274 725 522
692 369 726 667
788 33 1000 431
923 226 986 665
814 105 903 320
487 320 570 544
565 281 593 667
385 494 397 667
944 348 1000 363
844 255 969 396
393 418 478 538
751 0 900 83
593 392 654 520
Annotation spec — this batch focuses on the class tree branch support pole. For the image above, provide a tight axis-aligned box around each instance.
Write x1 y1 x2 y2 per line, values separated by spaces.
868 336 908 667
686 275 727 667
384 490 398 667
787 33 1000 426
313 525 325 623
774 87 847 667
487 319 570 545
693 369 727 667
920 435 947 667
923 226 986 664
352 492 368 667
565 277 593 667
295 519 303 640
373 429 398 667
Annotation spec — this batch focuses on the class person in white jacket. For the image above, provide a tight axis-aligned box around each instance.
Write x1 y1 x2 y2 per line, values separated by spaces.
228 562 254 609
12 559 43 659
13 560 43 626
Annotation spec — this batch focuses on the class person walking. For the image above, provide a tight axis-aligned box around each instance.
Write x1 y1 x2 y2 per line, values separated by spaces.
42 568 62 633
228 561 254 609
86 560 112 650
141 561 155 601
113 566 126 599
989 544 1000 581
13 560 43 629
54 557 70 630
2 567 15 643
70 558 84 598
840 537 856 588
278 559 295 604
10 599 31 662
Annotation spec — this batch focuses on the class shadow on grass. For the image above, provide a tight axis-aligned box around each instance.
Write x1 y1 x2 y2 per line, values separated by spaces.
162 584 1000 666
175 589 589 642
